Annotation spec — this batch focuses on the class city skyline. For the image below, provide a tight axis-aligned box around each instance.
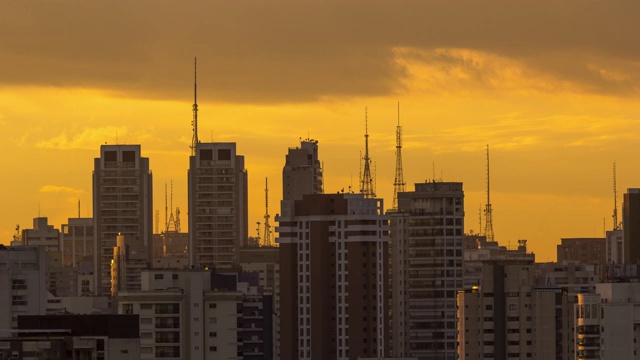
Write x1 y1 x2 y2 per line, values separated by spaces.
3 0 640 261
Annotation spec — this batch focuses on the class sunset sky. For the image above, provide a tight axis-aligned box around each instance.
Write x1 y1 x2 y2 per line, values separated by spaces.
2 0 640 261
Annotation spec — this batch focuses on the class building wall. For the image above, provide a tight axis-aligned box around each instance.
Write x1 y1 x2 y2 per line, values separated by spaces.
61 217 94 267
557 238 606 266
0 246 47 334
22 217 60 252
624 189 640 263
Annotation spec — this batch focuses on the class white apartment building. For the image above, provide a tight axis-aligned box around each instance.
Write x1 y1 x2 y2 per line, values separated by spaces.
575 283 640 360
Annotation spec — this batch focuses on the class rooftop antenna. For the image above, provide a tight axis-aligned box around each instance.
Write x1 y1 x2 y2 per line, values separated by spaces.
155 210 160 234
478 205 482 238
78 199 81 218
392 101 406 210
484 145 495 242
164 183 169 233
360 107 375 198
263 177 272 247
256 222 261 245
190 57 199 156
613 161 620 230
167 180 177 232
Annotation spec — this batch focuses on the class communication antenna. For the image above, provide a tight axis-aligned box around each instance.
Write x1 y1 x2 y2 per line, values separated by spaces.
175 208 181 233
155 210 160 234
360 107 375 198
613 161 620 230
167 180 177 232
164 183 169 233
190 57 199 156
263 178 272 246
484 145 495 242
256 222 261 245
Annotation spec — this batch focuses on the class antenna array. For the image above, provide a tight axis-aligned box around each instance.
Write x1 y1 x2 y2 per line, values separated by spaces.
360 108 375 198
190 57 199 156
263 178 272 247
484 145 495 242
392 102 406 210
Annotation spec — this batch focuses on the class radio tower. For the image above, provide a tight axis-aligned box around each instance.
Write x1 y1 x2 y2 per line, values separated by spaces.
190 57 199 156
484 145 495 242
613 161 620 230
167 181 177 232
392 102 406 210
263 177 272 247
360 107 375 198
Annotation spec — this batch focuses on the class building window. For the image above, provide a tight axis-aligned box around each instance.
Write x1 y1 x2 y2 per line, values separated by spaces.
155 274 164 280
210 346 217 352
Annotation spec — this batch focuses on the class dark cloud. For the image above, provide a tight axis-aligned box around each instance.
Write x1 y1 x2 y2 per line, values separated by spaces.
1 0 639 102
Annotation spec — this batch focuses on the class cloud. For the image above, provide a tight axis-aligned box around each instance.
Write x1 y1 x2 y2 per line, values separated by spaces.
1 0 639 103
39 185 84 195
36 126 128 150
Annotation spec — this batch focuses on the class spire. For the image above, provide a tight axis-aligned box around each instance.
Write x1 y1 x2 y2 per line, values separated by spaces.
263 177 272 246
392 101 406 210
484 145 495 242
613 161 620 230
360 107 375 198
190 57 199 156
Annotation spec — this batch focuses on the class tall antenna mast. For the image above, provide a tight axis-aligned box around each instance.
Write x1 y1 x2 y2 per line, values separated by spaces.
392 101 406 210
167 180 177 232
484 145 495 242
190 57 199 156
360 107 375 198
613 161 620 230
164 183 169 233
263 177 272 247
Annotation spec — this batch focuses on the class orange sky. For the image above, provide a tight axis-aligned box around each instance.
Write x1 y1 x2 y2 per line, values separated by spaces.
2 0 640 261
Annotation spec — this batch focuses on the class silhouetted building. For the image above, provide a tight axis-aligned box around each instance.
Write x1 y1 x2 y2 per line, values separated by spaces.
282 139 323 201
276 193 390 360
557 238 606 266
606 229 624 265
111 234 149 297
0 246 47 334
624 189 640 263
188 142 248 269
22 217 60 252
93 145 153 295
61 217 94 267
390 182 464 360
2 314 140 360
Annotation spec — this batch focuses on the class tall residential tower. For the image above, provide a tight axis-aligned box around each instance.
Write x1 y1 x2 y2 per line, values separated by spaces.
282 139 323 201
188 142 248 269
390 181 464 360
92 144 153 295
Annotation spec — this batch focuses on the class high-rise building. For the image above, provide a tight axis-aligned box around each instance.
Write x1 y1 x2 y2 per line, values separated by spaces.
276 193 390 360
188 142 248 269
61 217 94 267
93 145 153 295
111 234 149 297
458 261 571 360
389 181 464 360
22 217 60 252
623 189 640 263
282 139 323 201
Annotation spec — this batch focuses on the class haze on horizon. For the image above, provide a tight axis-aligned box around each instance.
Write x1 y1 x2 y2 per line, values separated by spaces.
2 0 640 261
